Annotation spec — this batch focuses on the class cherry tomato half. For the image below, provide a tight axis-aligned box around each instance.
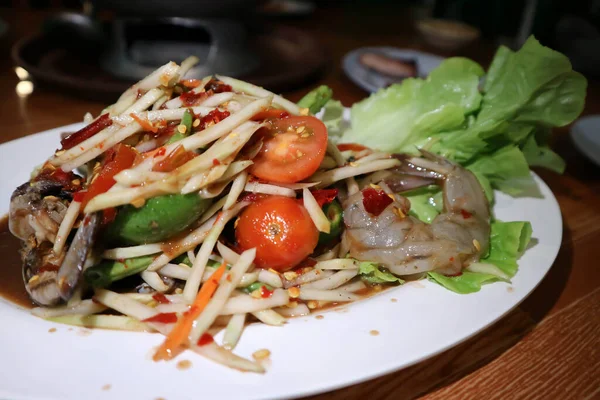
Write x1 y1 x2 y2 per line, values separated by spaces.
78 144 137 210
250 116 327 184
235 196 319 271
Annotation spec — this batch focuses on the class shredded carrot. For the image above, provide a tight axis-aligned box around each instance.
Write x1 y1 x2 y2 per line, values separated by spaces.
153 262 227 361
130 113 158 133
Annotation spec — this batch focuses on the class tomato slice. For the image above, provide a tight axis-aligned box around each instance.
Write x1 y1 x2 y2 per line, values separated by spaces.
251 108 290 121
235 196 319 272
152 145 196 173
250 116 327 184
79 144 137 210
337 143 370 152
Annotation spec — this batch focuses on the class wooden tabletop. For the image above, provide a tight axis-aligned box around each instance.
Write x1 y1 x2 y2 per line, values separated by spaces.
1 5 599 400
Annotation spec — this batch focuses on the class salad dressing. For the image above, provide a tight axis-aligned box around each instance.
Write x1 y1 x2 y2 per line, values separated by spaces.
0 216 33 309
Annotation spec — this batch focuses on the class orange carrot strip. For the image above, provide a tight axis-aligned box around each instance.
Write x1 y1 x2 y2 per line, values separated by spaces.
153 262 227 361
130 113 158 133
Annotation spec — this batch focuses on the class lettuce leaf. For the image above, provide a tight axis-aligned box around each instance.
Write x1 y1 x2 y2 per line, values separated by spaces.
402 186 442 223
428 221 532 294
358 262 404 285
341 58 484 153
480 37 587 128
466 146 540 197
342 36 586 198
320 99 346 138
428 271 500 294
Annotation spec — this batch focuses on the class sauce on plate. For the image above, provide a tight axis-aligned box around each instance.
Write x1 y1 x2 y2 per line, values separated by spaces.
0 216 33 308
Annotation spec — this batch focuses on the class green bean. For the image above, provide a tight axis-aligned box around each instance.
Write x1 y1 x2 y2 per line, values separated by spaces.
297 85 333 114
166 109 193 144
84 256 154 288
318 199 343 245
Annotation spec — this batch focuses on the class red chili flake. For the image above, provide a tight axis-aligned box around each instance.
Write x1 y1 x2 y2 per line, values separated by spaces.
226 274 232 282
460 209 472 219
180 90 211 107
152 293 171 304
362 187 393 216
154 147 167 158
449 257 455 262
199 109 230 130
73 190 86 202
102 208 117 225
142 312 178 324
212 158 221 166
197 333 214 346
310 189 338 207
205 79 232 93
260 285 274 298
337 143 370 152
60 113 113 150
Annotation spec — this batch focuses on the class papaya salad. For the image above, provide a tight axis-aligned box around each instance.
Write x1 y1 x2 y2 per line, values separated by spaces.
8 36 586 372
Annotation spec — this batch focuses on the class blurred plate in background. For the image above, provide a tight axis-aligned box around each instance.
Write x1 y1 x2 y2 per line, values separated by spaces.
571 115 600 166
343 47 444 93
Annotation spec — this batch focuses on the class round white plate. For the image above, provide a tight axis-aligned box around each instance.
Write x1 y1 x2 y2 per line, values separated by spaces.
342 47 445 93
0 122 561 400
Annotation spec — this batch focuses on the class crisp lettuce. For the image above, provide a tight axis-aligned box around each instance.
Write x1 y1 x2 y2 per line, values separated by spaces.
340 36 586 197
320 99 346 138
342 58 484 153
466 146 540 197
358 262 404 285
428 221 532 294
402 186 442 223
427 271 500 294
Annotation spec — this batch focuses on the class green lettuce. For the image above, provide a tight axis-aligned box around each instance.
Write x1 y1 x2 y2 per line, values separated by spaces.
340 36 586 198
428 221 532 294
320 99 346 137
358 262 404 285
402 186 442 223
342 58 484 153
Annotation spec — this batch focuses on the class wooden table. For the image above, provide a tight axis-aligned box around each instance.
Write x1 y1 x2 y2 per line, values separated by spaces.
1 5 599 400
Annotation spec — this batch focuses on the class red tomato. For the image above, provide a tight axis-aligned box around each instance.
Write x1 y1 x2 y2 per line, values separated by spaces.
250 116 327 183
235 196 319 271
152 145 196 173
251 108 290 121
362 187 393 216
79 144 137 210
336 143 370 152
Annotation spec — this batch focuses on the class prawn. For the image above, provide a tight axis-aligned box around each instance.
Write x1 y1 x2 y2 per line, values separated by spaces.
343 150 490 276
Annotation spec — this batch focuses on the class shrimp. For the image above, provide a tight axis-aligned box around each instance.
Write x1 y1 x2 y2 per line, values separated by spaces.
343 150 490 276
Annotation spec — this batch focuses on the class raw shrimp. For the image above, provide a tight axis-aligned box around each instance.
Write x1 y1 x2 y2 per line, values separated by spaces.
343 150 490 276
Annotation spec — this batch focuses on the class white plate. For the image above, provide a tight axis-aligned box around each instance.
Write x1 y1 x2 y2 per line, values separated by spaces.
0 122 561 400
342 47 445 93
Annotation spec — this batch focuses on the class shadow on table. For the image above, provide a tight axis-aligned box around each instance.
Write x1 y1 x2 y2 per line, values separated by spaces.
304 228 574 400
519 218 575 322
